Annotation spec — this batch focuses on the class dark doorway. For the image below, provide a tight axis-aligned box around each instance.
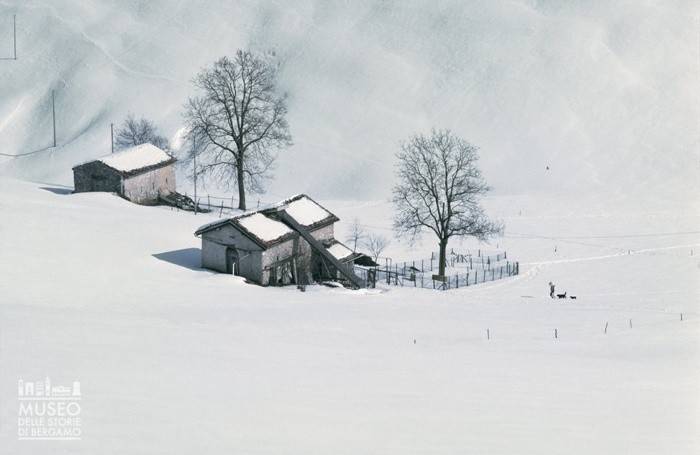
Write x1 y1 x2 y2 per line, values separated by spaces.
226 248 240 275
268 259 296 286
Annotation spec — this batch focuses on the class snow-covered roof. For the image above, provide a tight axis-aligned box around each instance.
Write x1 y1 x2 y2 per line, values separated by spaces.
284 196 332 226
99 143 174 172
194 218 230 235
195 194 340 248
76 143 175 174
194 212 295 247
236 213 293 242
263 194 338 228
327 241 355 261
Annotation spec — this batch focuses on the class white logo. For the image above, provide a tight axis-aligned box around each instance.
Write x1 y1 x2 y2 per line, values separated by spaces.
17 377 82 440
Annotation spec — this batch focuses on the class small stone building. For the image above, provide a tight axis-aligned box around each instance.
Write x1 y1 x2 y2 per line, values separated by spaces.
72 143 176 204
195 195 361 286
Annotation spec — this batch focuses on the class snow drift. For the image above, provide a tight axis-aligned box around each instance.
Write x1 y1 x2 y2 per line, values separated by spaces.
0 0 698 201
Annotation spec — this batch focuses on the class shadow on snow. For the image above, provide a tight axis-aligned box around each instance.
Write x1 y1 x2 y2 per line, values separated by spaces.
39 186 73 195
152 248 204 272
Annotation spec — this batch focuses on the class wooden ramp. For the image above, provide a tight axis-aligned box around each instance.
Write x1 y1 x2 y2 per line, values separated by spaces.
277 210 364 289
159 192 210 212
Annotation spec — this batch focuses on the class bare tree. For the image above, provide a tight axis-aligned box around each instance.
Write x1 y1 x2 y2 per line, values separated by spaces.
183 50 292 210
364 233 390 262
115 114 169 151
346 218 366 252
392 129 502 277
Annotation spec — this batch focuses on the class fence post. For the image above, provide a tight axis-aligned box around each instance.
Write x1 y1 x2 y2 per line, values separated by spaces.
421 260 424 272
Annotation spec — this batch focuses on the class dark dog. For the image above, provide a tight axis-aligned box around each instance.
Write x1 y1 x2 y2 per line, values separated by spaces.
569 295 577 299
556 292 567 299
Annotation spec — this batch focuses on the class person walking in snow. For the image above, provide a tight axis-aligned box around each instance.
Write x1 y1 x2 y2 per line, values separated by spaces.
549 282 555 299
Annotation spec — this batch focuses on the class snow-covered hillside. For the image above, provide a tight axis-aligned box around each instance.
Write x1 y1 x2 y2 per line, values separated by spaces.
1 0 698 452
0 0 698 200
0 178 698 453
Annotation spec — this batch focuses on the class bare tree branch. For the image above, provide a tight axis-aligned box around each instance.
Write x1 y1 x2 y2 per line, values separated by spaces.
392 129 503 276
345 218 366 252
183 50 292 209
363 233 390 262
115 114 169 151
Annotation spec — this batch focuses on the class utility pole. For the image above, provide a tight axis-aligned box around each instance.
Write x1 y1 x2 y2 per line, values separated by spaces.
110 123 114 153
13 14 16 60
51 90 56 147
193 137 198 215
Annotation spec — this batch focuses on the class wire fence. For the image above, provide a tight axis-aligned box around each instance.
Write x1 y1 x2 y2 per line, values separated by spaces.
387 249 510 274
355 249 519 291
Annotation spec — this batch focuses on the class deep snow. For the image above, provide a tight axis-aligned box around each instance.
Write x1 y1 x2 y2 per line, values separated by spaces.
0 0 698 200
0 1 698 452
0 178 698 454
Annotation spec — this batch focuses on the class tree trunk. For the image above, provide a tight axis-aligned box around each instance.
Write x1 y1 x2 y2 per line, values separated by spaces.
236 157 246 210
438 238 448 276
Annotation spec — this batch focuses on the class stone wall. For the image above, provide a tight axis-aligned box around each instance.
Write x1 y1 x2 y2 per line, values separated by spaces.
201 224 263 282
73 162 122 194
122 164 176 204
200 221 339 286
260 224 335 285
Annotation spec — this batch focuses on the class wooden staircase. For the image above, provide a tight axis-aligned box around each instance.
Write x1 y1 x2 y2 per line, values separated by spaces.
159 192 210 212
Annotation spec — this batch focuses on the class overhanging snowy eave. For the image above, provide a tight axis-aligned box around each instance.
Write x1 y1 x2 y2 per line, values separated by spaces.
261 194 339 230
73 143 176 177
196 213 298 250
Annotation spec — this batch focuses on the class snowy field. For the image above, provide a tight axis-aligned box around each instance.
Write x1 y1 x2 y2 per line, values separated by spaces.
0 0 698 452
0 178 698 454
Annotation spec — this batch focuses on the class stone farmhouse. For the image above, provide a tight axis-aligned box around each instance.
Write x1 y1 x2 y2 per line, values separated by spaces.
72 143 176 204
195 195 364 287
